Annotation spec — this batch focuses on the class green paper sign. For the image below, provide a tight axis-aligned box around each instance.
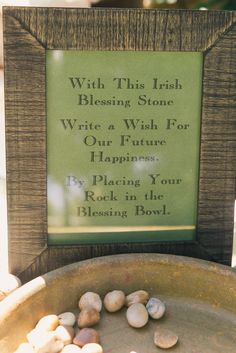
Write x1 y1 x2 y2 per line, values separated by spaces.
46 50 203 245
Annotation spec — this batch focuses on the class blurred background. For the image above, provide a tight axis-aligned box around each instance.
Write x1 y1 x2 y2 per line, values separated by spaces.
0 0 236 272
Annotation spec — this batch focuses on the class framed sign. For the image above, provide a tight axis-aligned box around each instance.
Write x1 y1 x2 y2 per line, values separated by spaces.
47 50 202 244
3 7 236 281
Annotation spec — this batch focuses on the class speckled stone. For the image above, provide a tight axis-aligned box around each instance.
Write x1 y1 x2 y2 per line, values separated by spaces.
73 328 100 347
125 290 149 307
154 328 178 349
78 292 102 312
103 290 125 312
77 308 100 328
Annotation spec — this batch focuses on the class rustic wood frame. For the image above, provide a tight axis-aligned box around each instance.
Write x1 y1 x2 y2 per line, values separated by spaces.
3 7 236 282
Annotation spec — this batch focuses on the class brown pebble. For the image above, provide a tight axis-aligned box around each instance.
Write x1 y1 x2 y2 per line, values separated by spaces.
73 328 100 347
77 308 100 328
154 328 178 349
103 290 125 313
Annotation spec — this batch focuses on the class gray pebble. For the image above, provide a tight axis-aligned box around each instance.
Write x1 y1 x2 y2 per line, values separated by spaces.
146 297 166 319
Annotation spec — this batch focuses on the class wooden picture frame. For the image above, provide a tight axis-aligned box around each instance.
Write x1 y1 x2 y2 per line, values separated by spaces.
3 7 236 282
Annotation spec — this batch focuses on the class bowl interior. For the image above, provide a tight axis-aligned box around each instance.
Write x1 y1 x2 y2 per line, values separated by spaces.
0 254 236 353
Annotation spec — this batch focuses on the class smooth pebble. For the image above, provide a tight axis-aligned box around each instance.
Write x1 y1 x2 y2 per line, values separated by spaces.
27 328 46 346
81 343 103 353
126 303 149 328
73 328 100 347
60 344 82 352
55 325 75 345
58 312 76 327
13 342 34 353
77 307 100 328
78 292 102 312
0 273 21 301
154 328 178 349
28 331 64 353
146 297 166 319
125 290 149 307
36 314 59 331
103 290 125 312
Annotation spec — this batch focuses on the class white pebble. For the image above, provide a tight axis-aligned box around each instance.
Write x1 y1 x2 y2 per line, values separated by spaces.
81 343 103 353
13 343 34 353
60 344 82 352
146 297 166 319
55 325 75 345
58 312 76 327
0 273 21 300
126 303 149 328
78 292 102 312
36 314 59 331
28 331 64 353
27 328 45 346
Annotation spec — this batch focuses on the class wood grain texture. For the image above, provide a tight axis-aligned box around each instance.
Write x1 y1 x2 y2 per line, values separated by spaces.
3 7 236 281
3 13 47 276
199 19 236 263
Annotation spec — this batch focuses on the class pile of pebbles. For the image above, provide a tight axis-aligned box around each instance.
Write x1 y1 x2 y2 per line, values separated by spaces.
14 290 178 353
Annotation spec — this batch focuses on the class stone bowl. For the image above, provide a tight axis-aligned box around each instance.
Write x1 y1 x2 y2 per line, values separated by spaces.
0 253 236 353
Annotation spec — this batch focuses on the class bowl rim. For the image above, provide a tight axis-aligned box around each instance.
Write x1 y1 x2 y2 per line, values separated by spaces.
0 253 235 322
